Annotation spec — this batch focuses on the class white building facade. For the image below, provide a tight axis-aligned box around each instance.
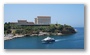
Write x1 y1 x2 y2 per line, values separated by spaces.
35 16 51 25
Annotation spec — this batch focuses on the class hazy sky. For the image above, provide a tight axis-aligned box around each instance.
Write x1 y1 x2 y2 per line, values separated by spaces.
4 4 84 27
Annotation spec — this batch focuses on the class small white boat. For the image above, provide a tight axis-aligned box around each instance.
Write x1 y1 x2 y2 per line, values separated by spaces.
75 29 77 32
41 37 55 43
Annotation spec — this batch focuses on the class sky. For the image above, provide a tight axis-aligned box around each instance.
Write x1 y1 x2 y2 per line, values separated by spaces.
4 4 84 27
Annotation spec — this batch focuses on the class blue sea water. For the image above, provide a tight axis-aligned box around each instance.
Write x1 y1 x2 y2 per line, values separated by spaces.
4 27 84 49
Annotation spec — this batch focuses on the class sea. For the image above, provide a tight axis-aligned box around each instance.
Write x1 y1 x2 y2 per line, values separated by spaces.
4 27 84 49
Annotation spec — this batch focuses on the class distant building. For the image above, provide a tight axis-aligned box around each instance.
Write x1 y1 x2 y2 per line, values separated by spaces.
18 20 27 25
35 16 51 25
18 20 34 25
9 16 51 26
10 20 34 25
35 18 38 24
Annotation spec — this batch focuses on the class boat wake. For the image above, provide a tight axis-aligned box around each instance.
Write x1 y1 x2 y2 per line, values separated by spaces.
55 39 66 42
55 38 83 42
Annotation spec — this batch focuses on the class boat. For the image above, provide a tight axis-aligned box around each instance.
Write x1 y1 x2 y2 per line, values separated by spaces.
41 37 55 43
75 29 77 32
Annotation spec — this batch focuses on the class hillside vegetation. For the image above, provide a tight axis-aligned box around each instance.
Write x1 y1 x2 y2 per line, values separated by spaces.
4 22 76 35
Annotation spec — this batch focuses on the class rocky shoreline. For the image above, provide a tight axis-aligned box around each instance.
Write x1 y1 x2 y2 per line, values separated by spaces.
4 32 64 40
4 35 25 40
4 28 77 40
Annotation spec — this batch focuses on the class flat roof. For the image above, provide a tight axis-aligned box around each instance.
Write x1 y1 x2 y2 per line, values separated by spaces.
37 16 51 18
18 20 27 22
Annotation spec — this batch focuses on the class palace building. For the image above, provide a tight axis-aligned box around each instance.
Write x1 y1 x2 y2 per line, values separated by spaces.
35 16 51 25
10 16 51 26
